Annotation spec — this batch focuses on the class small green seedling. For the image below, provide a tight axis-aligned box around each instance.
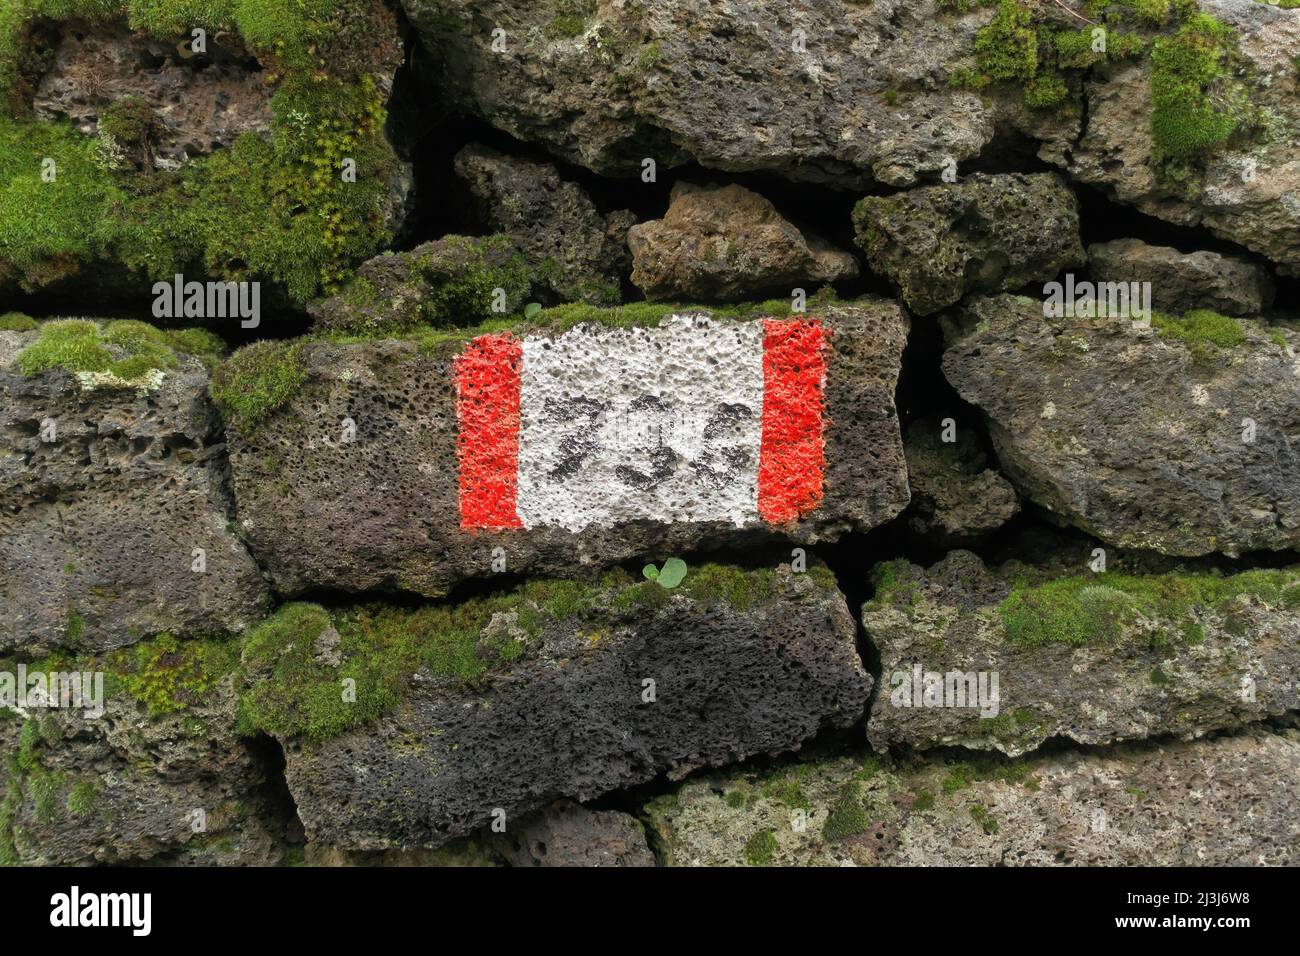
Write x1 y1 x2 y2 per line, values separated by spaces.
643 557 688 589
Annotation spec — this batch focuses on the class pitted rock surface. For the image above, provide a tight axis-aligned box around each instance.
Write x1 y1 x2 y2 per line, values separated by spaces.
0 330 270 655
628 182 858 301
852 173 1085 315
0 676 285 866
32 22 273 166
277 567 870 849
402 0 1009 187
223 301 910 598
1087 239 1275 317
646 729 1300 866
454 143 635 305
943 294 1300 556
496 800 655 867
863 551 1300 757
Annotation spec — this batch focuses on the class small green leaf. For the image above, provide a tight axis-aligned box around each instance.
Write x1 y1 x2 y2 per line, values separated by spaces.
642 564 660 581
524 302 542 319
657 557 688 589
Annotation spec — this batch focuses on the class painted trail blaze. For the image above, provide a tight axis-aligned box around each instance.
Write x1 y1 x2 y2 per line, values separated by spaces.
453 332 524 529
758 318 828 524
454 316 828 531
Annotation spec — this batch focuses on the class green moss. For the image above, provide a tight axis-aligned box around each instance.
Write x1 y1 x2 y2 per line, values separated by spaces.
545 0 594 39
1152 309 1245 358
0 311 36 331
742 828 777 866
236 594 546 740
108 633 238 717
865 558 923 610
17 317 222 383
636 42 663 71
724 790 746 809
969 803 1000 835
912 788 936 812
65 779 97 816
822 788 870 842
938 0 999 12
1149 14 1238 163
999 568 1299 648
422 235 535 329
973 1 1040 85
1 2 401 302
760 766 813 810
209 339 307 433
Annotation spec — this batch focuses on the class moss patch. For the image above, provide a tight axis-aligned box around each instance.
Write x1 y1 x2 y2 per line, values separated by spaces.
1152 309 1245 359
998 567 1299 647
1 2 402 302
822 786 870 842
742 828 777 866
0 310 36 331
1149 13 1239 164
16 317 224 384
107 634 238 718
209 339 307 433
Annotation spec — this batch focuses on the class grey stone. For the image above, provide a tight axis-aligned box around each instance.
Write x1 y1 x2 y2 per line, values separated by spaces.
1088 238 1274 316
942 294 1300 556
863 551 1300 756
0 674 286 866
496 800 655 867
0 328 270 656
903 417 1019 547
276 566 870 849
646 729 1300 866
454 143 634 305
853 174 1085 315
401 0 1008 187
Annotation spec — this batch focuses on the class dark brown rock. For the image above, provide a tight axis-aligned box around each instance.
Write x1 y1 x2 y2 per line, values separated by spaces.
628 182 858 301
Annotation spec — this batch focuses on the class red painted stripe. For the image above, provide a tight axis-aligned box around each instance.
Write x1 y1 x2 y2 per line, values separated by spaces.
454 333 524 530
758 318 828 524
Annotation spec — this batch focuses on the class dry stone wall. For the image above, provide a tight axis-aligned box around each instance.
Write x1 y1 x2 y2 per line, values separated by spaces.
1 0 1298 868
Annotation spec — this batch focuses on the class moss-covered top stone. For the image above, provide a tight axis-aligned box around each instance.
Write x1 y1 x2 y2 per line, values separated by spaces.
213 291 847 436
945 0 1261 173
235 563 832 742
13 317 225 388
868 551 1300 648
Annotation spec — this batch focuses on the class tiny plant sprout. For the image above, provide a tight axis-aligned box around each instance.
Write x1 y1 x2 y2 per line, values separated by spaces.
644 557 688 588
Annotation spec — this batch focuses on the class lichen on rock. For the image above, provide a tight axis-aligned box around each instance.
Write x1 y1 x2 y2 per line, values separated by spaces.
864 550 1300 755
